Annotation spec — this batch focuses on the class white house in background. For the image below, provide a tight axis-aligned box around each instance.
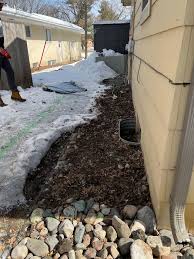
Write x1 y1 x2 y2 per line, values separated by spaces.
0 6 84 72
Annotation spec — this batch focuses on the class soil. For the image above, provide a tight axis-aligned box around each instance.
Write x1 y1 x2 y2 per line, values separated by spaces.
0 75 151 252
24 75 151 211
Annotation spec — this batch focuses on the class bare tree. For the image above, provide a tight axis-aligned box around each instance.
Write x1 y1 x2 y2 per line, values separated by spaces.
98 0 129 21
58 0 96 27
6 0 52 13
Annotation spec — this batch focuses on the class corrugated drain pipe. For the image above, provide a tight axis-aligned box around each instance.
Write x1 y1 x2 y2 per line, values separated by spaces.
170 65 194 244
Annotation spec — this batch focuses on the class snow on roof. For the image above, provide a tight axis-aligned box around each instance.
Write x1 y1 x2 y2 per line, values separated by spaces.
93 20 130 25
0 6 84 34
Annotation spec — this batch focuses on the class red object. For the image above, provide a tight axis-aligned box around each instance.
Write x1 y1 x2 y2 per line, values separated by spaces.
0 49 11 59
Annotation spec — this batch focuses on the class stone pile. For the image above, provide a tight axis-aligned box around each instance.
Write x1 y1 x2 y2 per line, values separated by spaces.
5 199 194 259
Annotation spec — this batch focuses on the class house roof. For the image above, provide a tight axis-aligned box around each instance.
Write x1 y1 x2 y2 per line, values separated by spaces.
93 20 130 25
0 6 84 34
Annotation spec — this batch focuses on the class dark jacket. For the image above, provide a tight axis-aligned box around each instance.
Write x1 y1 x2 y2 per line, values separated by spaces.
0 37 4 48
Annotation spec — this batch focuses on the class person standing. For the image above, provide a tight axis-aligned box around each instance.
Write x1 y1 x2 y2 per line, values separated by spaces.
0 0 26 107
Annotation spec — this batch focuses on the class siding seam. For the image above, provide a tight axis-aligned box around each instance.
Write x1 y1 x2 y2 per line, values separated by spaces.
134 25 193 42
132 52 190 85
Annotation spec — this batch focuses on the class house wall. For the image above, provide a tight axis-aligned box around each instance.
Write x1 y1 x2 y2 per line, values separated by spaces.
26 25 82 69
131 0 194 232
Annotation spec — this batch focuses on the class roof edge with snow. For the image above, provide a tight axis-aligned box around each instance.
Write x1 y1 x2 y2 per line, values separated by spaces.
0 6 84 34
93 20 130 25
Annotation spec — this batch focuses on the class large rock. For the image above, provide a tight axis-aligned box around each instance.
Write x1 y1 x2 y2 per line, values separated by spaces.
45 235 59 251
92 237 104 251
93 228 106 240
118 238 134 255
85 248 97 258
98 248 108 259
130 240 153 259
73 200 86 212
69 249 76 259
57 239 73 254
75 223 86 244
159 230 174 246
107 226 117 242
146 235 162 249
123 205 138 219
26 253 34 259
94 212 104 225
63 206 77 219
112 216 131 238
131 229 146 241
46 217 60 232
84 210 97 225
11 245 28 259
182 248 194 258
83 234 91 248
153 246 171 257
30 208 44 224
130 220 146 233
110 245 120 259
59 219 74 238
147 236 170 257
137 206 156 234
27 238 49 257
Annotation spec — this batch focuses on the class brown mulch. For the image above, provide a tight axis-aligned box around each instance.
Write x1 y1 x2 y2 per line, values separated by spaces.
24 75 151 211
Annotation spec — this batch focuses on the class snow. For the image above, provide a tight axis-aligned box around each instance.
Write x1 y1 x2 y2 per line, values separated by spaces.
1 6 84 33
93 20 130 25
0 53 116 210
102 49 122 57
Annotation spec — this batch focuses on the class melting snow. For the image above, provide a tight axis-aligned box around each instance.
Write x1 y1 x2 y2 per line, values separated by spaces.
0 53 116 210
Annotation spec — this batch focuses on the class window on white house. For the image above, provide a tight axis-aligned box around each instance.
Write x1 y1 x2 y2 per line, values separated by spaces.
141 0 151 24
48 60 56 66
46 29 52 41
25 26 31 38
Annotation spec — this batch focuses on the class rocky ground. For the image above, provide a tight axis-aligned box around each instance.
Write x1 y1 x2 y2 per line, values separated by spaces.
0 76 194 258
4 200 194 259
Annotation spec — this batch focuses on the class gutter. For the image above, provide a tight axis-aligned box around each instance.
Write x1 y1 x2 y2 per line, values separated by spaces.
170 65 194 244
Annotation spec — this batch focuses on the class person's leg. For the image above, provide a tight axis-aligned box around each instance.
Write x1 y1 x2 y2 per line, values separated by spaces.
1 57 17 91
0 57 7 107
1 58 26 102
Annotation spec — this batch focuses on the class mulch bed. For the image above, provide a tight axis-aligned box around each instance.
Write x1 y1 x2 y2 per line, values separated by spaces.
24 75 151 211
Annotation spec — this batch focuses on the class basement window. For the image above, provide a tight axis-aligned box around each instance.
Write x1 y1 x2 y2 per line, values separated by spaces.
46 29 52 41
141 0 151 24
25 26 31 38
32 62 38 68
48 60 56 66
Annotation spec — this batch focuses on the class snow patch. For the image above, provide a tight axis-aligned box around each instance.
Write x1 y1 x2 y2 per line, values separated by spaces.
102 49 123 57
0 53 116 210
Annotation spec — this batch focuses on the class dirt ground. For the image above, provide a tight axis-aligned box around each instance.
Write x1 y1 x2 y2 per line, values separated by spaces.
24 75 151 211
0 75 151 253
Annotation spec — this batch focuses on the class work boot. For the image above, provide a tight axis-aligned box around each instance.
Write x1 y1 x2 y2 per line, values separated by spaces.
11 90 26 102
0 96 7 107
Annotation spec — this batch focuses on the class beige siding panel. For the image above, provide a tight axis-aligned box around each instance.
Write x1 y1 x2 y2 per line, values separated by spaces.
134 27 185 82
187 172 194 203
132 56 175 130
175 27 194 83
185 204 194 233
184 0 194 25
141 142 161 214
168 85 190 131
134 0 187 39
